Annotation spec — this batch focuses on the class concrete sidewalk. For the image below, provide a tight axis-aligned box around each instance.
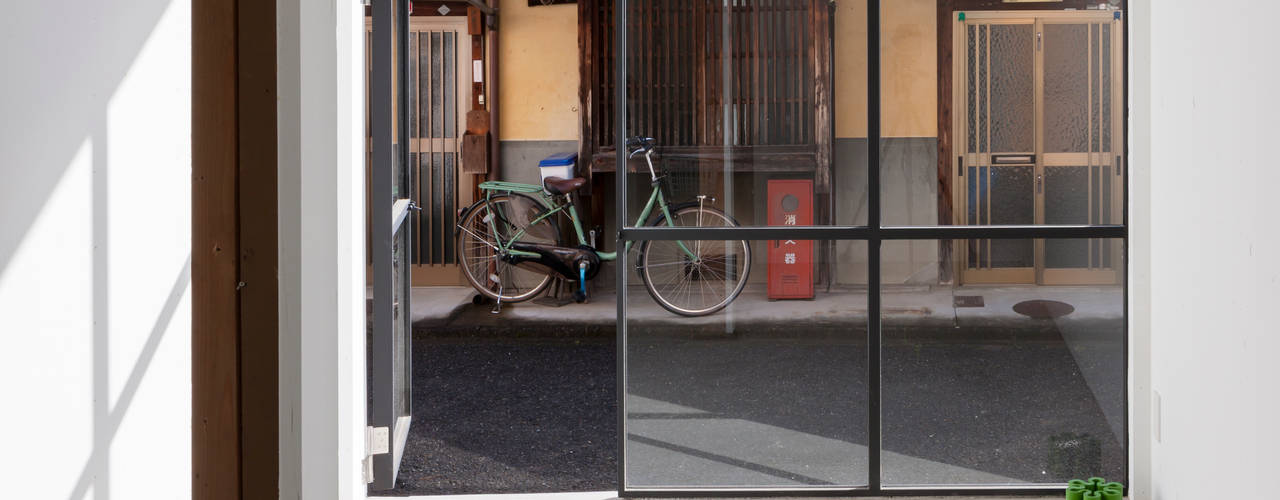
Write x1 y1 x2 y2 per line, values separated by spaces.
410 284 1123 338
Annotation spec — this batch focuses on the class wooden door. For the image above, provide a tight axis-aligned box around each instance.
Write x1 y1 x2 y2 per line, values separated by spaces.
407 17 474 285
366 17 474 286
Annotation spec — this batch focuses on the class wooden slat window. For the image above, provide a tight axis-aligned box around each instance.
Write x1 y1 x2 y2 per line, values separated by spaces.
580 0 831 182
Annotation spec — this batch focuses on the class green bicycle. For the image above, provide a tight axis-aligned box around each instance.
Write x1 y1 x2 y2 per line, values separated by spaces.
455 137 751 316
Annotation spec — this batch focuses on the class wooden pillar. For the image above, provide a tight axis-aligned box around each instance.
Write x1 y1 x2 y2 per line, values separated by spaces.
193 1 279 498
191 0 241 498
236 0 279 498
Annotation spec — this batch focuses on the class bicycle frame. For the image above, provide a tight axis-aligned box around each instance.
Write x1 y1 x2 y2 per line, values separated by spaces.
471 150 697 263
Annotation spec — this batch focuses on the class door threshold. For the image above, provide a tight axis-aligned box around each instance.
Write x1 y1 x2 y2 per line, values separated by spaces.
375 493 1065 500
374 491 618 500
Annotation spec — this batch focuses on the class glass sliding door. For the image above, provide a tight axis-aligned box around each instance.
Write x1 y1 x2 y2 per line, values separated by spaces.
881 239 1125 487
369 0 413 490
615 0 868 493
614 1 1127 496
621 245 868 490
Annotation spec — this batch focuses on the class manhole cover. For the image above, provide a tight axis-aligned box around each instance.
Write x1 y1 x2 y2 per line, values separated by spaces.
1012 299 1075 319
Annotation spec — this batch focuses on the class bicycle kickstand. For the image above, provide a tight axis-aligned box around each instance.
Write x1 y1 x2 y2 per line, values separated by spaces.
490 263 505 314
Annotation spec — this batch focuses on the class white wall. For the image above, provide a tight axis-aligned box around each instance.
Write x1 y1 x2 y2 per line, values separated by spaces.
1135 1 1280 499
0 1 192 499
277 0 368 499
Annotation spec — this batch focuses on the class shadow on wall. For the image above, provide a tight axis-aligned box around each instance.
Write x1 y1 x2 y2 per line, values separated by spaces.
1 0 175 273
0 1 189 499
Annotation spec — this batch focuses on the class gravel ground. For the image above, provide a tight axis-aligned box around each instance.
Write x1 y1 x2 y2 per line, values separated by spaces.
385 338 617 496
383 326 1121 495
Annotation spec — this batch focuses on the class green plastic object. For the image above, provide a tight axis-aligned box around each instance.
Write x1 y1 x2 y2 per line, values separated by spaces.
1065 486 1087 500
1100 488 1122 500
958 12 965 21
1104 482 1125 494
1088 477 1107 491
1068 479 1089 489
1083 491 1102 500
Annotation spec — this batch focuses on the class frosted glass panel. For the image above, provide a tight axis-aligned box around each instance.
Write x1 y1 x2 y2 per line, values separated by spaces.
1045 166 1089 268
989 24 1034 153
1090 24 1100 153
978 26 988 153
989 166 1034 267
967 25 977 153
1102 24 1112 152
1043 24 1089 153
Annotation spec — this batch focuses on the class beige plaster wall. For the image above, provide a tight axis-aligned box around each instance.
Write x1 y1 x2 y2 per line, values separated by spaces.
834 0 937 139
498 0 580 140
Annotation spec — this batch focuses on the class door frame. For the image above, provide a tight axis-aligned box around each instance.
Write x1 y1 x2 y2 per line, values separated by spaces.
950 9 1125 286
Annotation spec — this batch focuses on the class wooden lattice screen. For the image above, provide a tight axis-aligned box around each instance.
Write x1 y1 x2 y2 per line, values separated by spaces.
578 0 832 191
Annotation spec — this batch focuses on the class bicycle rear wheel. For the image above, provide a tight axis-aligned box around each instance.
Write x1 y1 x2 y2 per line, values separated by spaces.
457 193 558 303
638 204 751 316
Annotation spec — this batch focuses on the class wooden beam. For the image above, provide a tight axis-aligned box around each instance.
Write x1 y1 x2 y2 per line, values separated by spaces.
191 0 241 499
812 0 832 195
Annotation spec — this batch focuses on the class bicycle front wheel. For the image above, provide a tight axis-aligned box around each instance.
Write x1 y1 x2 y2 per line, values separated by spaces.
638 204 751 316
457 193 558 303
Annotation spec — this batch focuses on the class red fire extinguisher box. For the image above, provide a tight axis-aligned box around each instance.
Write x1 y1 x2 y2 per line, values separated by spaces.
767 179 814 300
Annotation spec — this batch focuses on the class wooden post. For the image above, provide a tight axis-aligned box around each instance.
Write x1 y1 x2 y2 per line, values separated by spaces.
192 0 241 498
236 0 279 497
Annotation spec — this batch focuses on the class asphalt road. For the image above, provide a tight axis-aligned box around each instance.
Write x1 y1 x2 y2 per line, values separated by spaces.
383 330 1123 495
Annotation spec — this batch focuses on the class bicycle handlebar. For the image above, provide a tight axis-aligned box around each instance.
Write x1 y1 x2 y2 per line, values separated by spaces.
626 136 656 158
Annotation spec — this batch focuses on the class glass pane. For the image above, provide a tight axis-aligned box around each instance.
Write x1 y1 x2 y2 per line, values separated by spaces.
444 32 456 139
978 25 987 154
1102 24 1112 152
967 24 977 154
989 24 1035 153
1044 24 1089 154
870 2 942 227
431 31 443 139
391 0 404 199
617 0 866 228
394 227 411 420
988 166 1034 267
1045 166 1092 269
409 31 418 140
874 12 1123 233
883 239 1125 486
1090 24 1100 153
418 31 429 139
623 240 867 489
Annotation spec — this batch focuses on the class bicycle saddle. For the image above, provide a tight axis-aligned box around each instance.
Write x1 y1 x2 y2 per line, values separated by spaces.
543 176 586 196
